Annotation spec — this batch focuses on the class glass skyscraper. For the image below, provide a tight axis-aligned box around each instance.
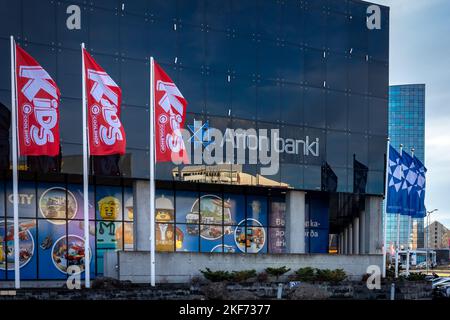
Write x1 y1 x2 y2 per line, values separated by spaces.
387 84 426 250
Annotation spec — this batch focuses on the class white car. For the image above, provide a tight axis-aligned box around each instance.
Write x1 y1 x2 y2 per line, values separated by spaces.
432 277 450 289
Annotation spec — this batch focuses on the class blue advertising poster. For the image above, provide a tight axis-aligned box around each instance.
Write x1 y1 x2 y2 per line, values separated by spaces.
269 228 287 253
175 191 197 224
224 193 245 225
175 224 199 252
305 194 329 253
1 219 37 280
6 181 35 218
38 219 67 280
246 195 268 226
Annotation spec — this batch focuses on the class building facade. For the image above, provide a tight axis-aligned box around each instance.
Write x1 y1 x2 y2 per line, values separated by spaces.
387 84 425 250
425 221 449 250
0 0 389 283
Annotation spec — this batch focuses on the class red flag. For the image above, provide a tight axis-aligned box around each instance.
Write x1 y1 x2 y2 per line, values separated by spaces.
15 45 61 156
153 61 188 163
83 49 126 155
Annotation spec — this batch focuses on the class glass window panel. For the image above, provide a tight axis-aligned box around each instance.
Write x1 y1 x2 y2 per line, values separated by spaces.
0 0 20 39
269 199 286 228
120 15 149 59
6 181 35 218
205 0 231 31
178 25 206 68
367 171 385 195
56 4 89 50
175 190 198 224
327 12 349 53
280 44 303 84
231 78 256 120
224 193 245 225
258 0 282 40
303 87 326 128
303 165 321 191
257 40 281 81
246 195 267 226
368 6 389 62
304 48 326 88
368 135 386 171
326 52 348 91
57 49 81 99
235 223 267 254
205 31 231 72
348 133 369 166
37 219 65 279
257 81 280 122
119 222 134 251
231 0 258 34
268 227 287 253
96 185 123 221
280 164 304 190
0 39 9 90
280 84 303 126
205 72 231 117
123 187 133 222
326 91 348 131
369 60 389 98
156 223 175 252
148 20 177 65
178 67 205 114
303 127 326 166
303 8 327 49
149 0 177 20
175 224 199 252
121 105 150 149
67 220 94 278
177 0 205 26
59 98 82 144
89 8 119 55
326 131 348 167
369 97 388 135
348 94 368 134
348 10 368 56
230 34 257 76
282 0 304 45
23 0 56 44
121 58 149 106
348 55 368 95
1 219 36 280
200 232 223 253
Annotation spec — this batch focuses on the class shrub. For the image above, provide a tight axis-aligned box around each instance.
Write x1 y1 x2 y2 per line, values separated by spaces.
256 271 269 282
200 268 231 282
294 267 316 282
315 269 346 283
405 272 427 281
230 270 257 282
265 266 291 279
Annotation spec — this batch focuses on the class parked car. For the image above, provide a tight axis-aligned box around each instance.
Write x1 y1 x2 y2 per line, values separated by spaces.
434 282 450 298
432 277 450 289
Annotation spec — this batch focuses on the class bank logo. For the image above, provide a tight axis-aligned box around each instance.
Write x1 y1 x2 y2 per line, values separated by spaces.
188 120 211 149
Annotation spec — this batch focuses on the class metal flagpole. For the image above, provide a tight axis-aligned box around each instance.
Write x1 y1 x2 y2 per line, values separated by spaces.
149 57 156 287
406 148 415 276
395 144 403 278
81 43 90 288
10 35 20 289
382 138 390 278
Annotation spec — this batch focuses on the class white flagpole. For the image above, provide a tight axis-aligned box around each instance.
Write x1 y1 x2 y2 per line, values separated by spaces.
81 43 90 288
382 137 390 278
149 57 156 287
395 144 403 278
10 35 20 289
406 148 415 276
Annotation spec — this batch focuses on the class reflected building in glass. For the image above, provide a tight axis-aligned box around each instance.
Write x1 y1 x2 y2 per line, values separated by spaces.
387 84 426 250
0 0 390 282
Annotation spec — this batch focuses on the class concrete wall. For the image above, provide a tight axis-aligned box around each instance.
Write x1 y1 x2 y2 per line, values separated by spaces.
105 251 383 284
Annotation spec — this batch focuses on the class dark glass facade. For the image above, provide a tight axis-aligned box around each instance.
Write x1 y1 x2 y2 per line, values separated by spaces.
0 0 389 280
0 0 389 195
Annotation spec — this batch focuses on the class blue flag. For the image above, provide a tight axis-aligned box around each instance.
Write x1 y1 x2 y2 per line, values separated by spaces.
386 145 404 213
400 151 416 216
411 156 427 218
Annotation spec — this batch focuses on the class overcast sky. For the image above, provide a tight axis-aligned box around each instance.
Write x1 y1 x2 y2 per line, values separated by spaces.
371 0 450 228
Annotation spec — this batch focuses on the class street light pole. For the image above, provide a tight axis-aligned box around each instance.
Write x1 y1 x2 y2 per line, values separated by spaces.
426 209 438 274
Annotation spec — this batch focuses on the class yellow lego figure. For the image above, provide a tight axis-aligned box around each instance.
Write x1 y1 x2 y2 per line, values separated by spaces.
98 196 121 220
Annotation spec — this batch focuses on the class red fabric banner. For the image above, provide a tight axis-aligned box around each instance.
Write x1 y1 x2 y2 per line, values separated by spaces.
15 45 61 156
83 49 126 155
153 61 188 163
